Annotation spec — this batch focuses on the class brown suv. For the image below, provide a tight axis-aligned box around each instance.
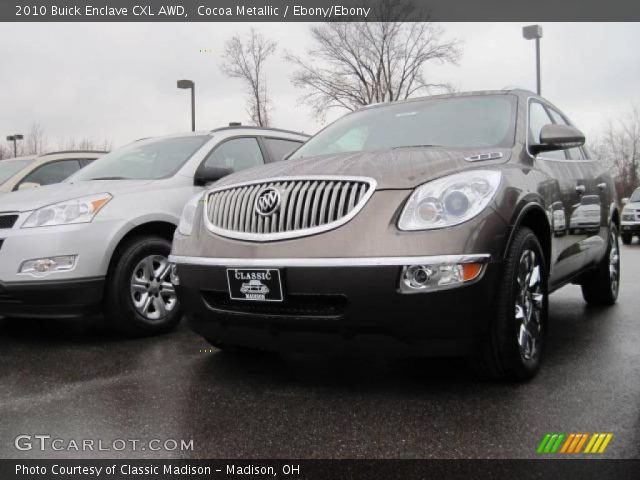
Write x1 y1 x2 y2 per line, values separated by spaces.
170 90 621 381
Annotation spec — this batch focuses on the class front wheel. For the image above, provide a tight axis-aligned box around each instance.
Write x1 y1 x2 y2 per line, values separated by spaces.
105 236 181 336
621 233 632 245
581 227 620 306
473 227 548 381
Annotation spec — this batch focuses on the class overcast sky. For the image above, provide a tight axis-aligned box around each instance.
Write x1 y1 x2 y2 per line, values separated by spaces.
1 22 639 151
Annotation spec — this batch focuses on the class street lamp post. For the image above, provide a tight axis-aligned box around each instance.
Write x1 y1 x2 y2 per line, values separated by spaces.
177 79 195 132
6 134 24 157
522 25 543 95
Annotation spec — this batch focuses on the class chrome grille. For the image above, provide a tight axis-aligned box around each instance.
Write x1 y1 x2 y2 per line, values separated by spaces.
205 176 376 241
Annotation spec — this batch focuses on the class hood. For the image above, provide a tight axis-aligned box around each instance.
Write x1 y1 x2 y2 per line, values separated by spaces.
0 180 153 213
214 147 512 190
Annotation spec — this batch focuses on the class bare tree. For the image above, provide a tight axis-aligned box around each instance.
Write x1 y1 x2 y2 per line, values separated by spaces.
221 28 277 127
24 122 48 155
0 143 11 160
58 137 112 152
287 1 461 119
593 106 640 200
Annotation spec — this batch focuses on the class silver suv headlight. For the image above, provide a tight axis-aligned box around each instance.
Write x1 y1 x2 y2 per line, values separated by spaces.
22 193 112 228
398 170 502 231
178 192 205 236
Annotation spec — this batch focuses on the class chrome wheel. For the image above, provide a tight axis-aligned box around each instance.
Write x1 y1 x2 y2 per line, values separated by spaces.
515 249 544 361
130 255 177 321
609 231 620 297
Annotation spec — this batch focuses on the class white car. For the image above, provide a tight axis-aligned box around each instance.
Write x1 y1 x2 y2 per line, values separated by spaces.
569 195 601 234
0 151 104 193
0 126 307 335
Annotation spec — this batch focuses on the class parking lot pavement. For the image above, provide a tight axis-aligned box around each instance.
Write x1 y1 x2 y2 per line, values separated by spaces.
1 245 639 460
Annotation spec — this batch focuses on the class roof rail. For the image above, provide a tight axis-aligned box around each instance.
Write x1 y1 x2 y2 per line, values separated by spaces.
41 150 109 156
210 125 309 137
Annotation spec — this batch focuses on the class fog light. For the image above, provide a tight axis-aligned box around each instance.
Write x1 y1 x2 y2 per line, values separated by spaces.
19 255 77 275
400 262 484 293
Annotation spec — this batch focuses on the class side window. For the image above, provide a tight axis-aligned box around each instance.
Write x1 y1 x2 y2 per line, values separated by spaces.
263 138 302 162
79 158 97 168
204 137 264 172
529 102 566 160
19 159 81 187
547 108 567 126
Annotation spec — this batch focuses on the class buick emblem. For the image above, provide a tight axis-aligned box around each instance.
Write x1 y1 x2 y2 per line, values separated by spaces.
255 187 281 216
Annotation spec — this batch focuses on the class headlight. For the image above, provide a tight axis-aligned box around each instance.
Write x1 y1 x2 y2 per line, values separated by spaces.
22 193 112 229
178 192 205 236
398 170 502 231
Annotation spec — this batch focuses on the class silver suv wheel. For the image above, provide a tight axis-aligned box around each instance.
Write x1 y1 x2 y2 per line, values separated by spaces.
130 255 177 321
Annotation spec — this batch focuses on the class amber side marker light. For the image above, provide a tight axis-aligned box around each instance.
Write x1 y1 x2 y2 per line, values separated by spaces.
462 263 483 282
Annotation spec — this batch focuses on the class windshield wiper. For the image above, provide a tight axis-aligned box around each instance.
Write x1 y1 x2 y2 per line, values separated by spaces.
89 176 130 180
393 144 444 150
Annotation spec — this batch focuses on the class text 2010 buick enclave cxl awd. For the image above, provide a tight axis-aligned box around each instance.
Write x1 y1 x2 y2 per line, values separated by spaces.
171 90 621 380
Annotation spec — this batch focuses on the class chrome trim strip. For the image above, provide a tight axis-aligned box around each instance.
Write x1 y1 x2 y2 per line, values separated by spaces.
202 175 377 242
464 152 503 162
169 253 491 268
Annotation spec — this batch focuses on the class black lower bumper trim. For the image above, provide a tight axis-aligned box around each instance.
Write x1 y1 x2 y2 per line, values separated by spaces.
0 277 105 319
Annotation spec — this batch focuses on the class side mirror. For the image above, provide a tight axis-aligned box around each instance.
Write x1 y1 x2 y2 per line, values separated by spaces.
194 166 233 187
622 198 629 205
531 124 585 154
17 182 41 191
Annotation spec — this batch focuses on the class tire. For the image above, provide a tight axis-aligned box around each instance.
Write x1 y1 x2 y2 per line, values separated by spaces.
621 233 632 245
473 227 548 381
105 235 181 336
581 226 620 306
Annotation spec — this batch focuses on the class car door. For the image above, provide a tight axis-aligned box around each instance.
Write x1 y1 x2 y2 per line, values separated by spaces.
14 159 82 190
528 100 589 286
546 107 606 266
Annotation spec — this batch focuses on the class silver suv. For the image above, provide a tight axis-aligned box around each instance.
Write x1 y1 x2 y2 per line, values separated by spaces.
0 126 307 335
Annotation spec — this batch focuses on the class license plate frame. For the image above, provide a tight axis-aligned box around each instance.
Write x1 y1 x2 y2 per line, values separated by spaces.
226 268 284 302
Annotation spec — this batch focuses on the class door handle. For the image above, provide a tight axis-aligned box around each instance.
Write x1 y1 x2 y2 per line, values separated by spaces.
597 182 607 191
575 185 586 194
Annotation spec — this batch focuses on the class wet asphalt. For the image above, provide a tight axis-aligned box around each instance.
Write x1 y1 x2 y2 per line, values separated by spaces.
0 245 639 460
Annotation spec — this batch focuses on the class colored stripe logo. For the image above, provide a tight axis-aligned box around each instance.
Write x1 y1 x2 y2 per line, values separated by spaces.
537 433 613 454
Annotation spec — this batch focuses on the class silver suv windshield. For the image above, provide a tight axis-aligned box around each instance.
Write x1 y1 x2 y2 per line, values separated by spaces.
630 189 640 203
0 159 34 184
71 135 210 181
290 95 517 159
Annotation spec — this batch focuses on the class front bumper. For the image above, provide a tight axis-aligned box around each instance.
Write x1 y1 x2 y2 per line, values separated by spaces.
172 255 501 356
0 277 105 318
0 214 132 318
621 222 640 235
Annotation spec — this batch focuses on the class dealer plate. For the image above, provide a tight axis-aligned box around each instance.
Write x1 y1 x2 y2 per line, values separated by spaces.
226 268 283 302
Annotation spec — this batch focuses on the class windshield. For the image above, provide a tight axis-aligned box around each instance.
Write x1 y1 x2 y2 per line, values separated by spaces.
631 189 640 203
290 95 517 159
0 159 34 184
71 135 210 181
